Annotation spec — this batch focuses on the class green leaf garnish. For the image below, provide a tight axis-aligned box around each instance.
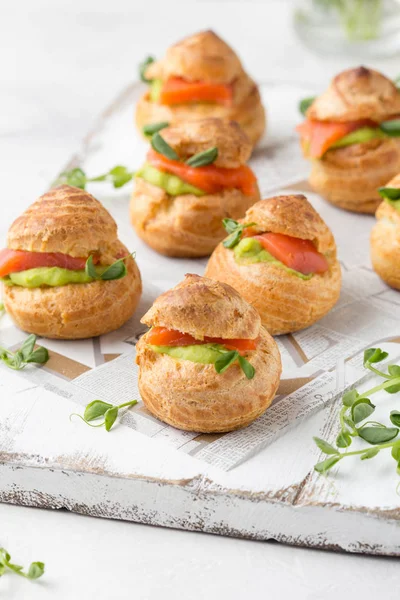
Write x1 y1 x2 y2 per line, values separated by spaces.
139 56 155 83
299 96 316 116
360 447 380 460
313 437 338 455
351 398 375 424
222 219 256 249
100 258 128 281
363 347 388 366
358 425 399 445
0 548 44 581
336 431 352 448
84 400 113 421
314 456 341 474
52 165 135 191
238 355 255 380
380 119 400 136
151 132 179 160
215 350 239 374
313 346 400 480
70 399 138 432
52 167 87 189
142 121 169 137
378 187 400 201
391 440 400 461
389 365 400 377
92 166 134 188
390 411 400 427
0 335 49 371
85 254 134 282
104 406 119 431
342 389 359 407
186 147 218 167
214 349 255 379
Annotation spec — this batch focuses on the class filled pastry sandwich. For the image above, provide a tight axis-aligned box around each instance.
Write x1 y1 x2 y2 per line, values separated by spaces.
136 30 266 147
370 175 400 289
297 66 400 213
0 185 142 339
130 118 260 257
136 274 281 433
205 194 341 335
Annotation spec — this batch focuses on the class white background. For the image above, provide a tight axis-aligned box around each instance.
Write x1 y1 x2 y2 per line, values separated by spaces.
1 1 400 598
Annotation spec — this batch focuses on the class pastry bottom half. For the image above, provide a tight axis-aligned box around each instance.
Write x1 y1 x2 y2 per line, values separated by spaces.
3 257 142 339
130 178 260 258
308 139 400 214
135 327 281 433
371 220 400 290
205 245 342 335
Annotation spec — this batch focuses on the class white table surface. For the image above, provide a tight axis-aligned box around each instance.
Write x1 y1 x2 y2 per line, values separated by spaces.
2 1 400 598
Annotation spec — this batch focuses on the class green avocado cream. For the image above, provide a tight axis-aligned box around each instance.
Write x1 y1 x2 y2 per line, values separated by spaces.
233 238 312 281
136 163 205 196
149 79 163 102
149 343 227 364
331 127 387 149
2 266 105 288
386 198 400 211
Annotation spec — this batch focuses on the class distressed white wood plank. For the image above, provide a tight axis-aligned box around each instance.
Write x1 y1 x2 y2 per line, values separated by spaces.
1 81 400 555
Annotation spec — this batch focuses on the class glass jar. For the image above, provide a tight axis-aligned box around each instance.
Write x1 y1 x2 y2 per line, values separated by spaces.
293 0 400 58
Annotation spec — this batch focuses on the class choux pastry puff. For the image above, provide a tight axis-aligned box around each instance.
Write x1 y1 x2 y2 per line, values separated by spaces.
297 66 400 214
136 29 266 147
205 194 341 335
135 274 281 433
0 185 142 339
130 118 260 257
371 174 400 289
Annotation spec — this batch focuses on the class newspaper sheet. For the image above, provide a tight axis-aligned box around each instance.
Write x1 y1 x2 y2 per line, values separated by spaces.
1 81 399 470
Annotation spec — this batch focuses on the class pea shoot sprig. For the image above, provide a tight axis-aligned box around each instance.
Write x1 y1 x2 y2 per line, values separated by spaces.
215 350 255 380
52 166 135 191
139 55 155 83
0 548 44 581
85 253 134 282
0 334 49 371
378 186 400 210
222 218 256 249
70 399 138 432
314 348 400 476
151 132 218 167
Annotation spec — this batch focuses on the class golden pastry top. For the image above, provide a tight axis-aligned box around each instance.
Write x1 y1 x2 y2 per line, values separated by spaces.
7 185 119 258
160 119 252 168
307 66 400 123
376 173 400 224
243 195 336 255
145 30 244 84
141 273 261 340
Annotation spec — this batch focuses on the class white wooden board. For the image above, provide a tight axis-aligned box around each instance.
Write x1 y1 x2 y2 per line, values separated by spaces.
1 81 400 555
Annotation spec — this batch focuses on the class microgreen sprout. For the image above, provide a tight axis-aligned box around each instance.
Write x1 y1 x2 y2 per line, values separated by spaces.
313 348 400 477
0 335 49 371
222 219 256 249
0 548 44 581
70 399 138 432
52 166 135 190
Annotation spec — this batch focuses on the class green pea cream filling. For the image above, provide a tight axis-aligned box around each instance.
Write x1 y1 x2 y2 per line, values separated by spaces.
149 79 163 102
233 237 313 280
135 163 205 196
330 127 387 150
2 266 109 288
150 343 228 364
